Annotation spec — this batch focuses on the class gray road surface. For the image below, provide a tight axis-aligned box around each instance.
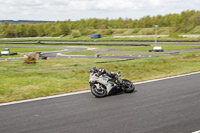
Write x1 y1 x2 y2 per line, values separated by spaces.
0 46 165 61
1 45 200 61
0 73 200 133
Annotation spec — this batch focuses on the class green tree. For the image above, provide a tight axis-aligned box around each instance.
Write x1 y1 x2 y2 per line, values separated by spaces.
17 24 26 37
27 25 38 37
57 22 71 36
103 28 113 36
71 30 81 38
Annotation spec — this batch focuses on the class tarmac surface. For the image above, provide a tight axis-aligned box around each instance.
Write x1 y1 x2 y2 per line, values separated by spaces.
1 45 200 61
0 46 165 61
0 72 200 133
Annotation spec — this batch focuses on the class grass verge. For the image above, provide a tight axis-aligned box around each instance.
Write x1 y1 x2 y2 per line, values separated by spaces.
0 52 200 103
0 55 25 59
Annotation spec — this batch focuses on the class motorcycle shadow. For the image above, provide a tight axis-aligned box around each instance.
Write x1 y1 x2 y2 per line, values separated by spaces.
108 90 137 97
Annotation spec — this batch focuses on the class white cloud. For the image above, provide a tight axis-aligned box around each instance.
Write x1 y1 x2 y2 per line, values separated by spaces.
0 0 199 20
149 0 161 6
66 0 135 10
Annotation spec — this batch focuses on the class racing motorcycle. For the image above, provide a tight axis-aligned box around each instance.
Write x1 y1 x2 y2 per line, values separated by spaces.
89 67 135 98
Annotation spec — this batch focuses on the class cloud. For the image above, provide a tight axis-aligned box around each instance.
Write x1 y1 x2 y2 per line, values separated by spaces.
149 0 161 6
63 0 136 10
0 0 199 20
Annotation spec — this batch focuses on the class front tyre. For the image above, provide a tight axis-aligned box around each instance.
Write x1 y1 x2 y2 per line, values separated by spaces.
91 83 107 98
122 79 135 93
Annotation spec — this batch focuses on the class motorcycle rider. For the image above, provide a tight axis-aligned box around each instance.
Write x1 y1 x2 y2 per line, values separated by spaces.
90 67 116 78
89 67 98 73
90 67 118 86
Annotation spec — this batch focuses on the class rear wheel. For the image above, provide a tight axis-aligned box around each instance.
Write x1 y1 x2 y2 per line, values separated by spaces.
122 79 135 93
91 83 107 98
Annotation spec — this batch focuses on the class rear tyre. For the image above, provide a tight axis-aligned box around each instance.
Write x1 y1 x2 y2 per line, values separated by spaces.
91 83 107 98
122 79 135 93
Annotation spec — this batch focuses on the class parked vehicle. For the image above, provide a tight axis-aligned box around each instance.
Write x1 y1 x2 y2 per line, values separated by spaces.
0 48 18 56
149 46 164 52
89 67 135 98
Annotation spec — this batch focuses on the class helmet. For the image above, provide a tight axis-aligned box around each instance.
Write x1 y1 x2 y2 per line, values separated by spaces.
90 67 97 73
98 69 106 75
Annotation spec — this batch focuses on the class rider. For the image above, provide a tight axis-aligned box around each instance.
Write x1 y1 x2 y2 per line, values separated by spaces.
90 67 117 80
90 67 118 87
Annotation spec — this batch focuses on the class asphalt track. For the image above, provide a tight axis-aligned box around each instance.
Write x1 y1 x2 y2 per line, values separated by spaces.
0 46 164 61
0 44 200 61
0 72 200 133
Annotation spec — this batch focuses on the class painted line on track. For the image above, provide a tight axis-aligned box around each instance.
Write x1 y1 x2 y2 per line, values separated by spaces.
192 130 200 133
0 71 200 107
134 71 200 85
0 90 90 107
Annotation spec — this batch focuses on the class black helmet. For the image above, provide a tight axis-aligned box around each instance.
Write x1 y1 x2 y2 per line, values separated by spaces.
90 67 97 73
98 69 106 75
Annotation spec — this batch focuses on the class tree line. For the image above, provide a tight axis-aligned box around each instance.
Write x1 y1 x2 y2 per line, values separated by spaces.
0 10 199 38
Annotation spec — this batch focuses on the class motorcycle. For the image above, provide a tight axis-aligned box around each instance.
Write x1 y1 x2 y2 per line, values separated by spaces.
89 67 135 98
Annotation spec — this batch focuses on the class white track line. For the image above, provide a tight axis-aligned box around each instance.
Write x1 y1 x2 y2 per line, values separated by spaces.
0 71 200 107
57 53 86 56
0 90 90 107
192 130 200 133
134 71 200 85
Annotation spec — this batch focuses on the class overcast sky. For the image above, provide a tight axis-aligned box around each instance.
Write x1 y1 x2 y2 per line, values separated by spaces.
0 0 199 21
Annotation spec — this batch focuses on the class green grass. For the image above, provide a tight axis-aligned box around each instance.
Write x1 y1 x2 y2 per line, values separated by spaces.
0 55 25 59
0 33 200 42
0 48 63 53
0 44 129 50
188 26 200 34
1 51 200 103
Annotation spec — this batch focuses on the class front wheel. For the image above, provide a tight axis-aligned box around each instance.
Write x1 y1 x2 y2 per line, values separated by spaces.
122 79 135 93
91 83 107 98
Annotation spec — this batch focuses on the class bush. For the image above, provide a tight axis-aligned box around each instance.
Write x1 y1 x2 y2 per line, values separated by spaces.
141 28 154 35
71 30 81 38
103 28 113 36
79 28 89 36
116 30 125 34
132 28 140 34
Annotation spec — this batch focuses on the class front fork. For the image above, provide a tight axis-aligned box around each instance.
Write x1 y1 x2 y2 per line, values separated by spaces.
90 83 101 91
